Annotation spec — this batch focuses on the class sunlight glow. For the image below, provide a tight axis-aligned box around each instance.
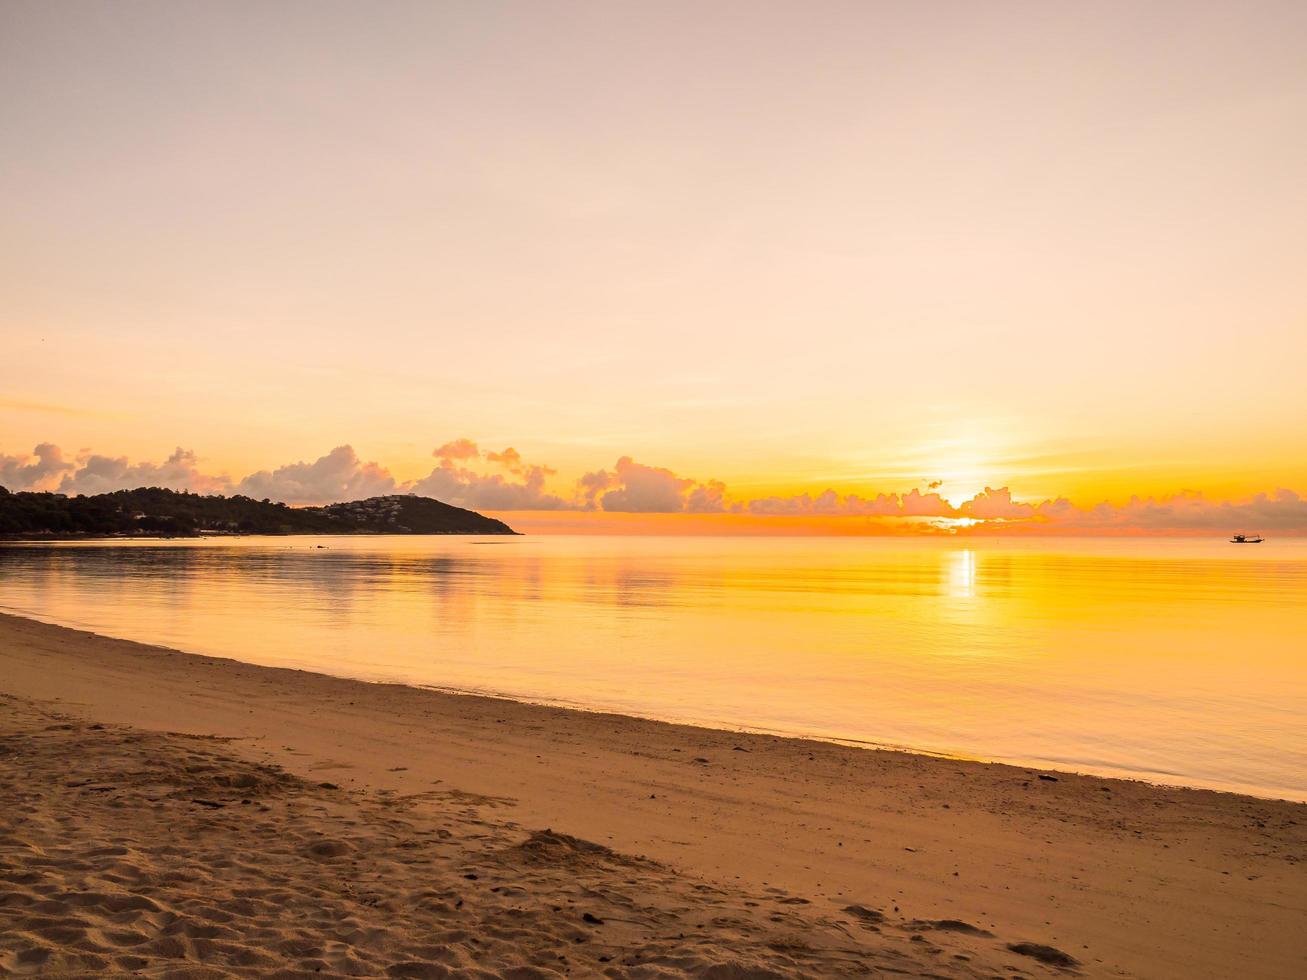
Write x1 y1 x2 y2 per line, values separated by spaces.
946 549 977 599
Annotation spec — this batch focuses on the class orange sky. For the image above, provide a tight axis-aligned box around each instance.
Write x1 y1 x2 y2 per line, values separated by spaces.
3 2 1306 532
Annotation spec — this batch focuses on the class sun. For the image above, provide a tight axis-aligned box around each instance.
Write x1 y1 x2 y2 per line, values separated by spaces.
930 466 991 508
917 425 1004 507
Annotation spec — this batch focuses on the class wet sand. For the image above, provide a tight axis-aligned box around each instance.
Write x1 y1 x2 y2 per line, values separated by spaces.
1 612 1303 978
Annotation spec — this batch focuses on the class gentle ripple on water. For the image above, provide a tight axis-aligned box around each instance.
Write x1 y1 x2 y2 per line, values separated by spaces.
1 534 1304 800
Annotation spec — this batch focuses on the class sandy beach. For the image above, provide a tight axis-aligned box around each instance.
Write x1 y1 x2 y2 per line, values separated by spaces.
1 612 1303 978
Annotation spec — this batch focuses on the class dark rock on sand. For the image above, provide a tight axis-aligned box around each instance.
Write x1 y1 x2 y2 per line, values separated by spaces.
1007 942 1081 968
842 904 885 924
907 919 994 937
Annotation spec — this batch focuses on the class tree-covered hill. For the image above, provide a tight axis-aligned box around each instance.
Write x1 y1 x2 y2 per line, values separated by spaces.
0 486 517 537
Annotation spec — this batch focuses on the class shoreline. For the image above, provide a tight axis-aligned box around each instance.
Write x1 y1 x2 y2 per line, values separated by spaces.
404 680 1299 804
3 601 1297 804
2 611 1305 978
0 529 523 542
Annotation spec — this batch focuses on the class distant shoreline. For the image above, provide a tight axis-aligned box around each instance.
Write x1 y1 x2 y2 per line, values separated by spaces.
0 529 523 542
0 487 517 537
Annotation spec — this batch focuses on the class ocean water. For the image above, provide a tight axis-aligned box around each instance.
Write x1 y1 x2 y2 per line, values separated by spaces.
2 535 1304 800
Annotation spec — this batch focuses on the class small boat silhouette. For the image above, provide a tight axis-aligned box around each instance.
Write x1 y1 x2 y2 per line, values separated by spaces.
1230 532 1264 543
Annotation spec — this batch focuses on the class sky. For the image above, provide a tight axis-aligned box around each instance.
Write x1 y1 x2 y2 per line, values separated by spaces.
3 1 1306 533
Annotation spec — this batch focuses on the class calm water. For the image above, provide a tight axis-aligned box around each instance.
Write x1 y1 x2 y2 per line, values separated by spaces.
2 535 1304 800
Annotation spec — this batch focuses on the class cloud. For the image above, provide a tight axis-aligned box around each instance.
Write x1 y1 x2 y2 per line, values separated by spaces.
577 468 614 506
485 447 523 471
57 447 230 496
0 398 112 419
958 486 1036 520
1023 488 1307 532
897 489 956 517
596 457 694 513
0 444 229 495
236 445 396 503
0 443 76 491
6 437 1307 532
686 479 729 514
581 456 728 513
712 481 1307 532
4 444 229 495
434 439 481 461
410 444 569 511
745 488 954 517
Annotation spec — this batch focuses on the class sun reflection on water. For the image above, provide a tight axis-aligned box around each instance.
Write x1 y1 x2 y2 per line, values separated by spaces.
947 549 977 599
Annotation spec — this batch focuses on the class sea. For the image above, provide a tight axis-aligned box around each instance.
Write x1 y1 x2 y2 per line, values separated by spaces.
2 534 1304 801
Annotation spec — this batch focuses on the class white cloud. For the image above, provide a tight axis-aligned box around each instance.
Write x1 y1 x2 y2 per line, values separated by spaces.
410 443 569 510
958 486 1036 520
0 443 76 491
596 457 694 513
1026 489 1307 531
236 445 396 503
746 488 955 517
7 438 1307 531
579 457 728 513
57 447 230 495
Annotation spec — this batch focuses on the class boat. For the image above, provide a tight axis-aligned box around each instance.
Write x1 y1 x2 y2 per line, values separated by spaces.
1230 532 1264 543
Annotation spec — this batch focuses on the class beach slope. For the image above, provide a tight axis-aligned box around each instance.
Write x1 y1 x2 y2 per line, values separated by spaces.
1 613 1303 978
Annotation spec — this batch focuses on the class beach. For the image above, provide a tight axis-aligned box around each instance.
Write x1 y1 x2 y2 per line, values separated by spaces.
1 612 1304 978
